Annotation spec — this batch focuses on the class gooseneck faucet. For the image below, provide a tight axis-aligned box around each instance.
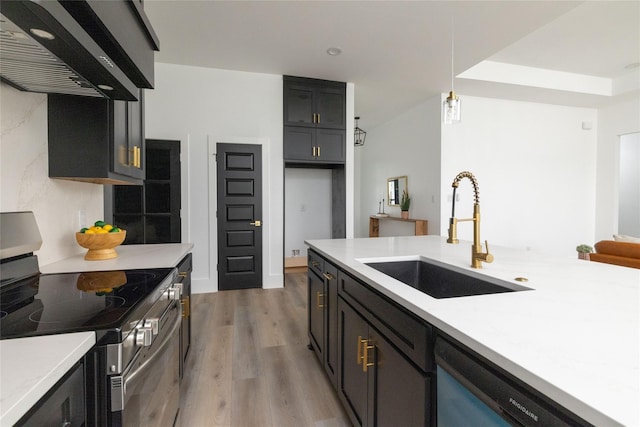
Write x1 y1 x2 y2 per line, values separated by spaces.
446 171 494 268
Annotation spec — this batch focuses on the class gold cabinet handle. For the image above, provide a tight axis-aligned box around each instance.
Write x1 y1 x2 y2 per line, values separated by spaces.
317 146 321 157
316 291 324 308
311 261 319 268
362 339 374 372
322 272 335 281
136 146 141 168
181 296 190 318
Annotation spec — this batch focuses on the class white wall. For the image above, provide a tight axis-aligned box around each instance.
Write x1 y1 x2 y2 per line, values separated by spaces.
618 133 640 236
357 93 601 257
145 63 284 293
284 168 332 258
356 96 442 238
595 98 640 240
0 84 104 265
441 95 598 257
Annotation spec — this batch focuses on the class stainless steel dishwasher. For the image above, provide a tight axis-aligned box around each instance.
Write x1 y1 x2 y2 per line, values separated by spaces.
435 337 592 427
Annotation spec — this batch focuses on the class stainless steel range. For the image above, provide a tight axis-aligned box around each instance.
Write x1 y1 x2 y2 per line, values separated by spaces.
0 212 182 426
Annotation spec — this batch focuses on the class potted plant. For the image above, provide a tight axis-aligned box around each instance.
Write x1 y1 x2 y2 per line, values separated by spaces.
576 244 593 260
400 189 411 219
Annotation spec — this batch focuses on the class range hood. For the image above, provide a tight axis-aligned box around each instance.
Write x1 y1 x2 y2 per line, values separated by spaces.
0 1 139 100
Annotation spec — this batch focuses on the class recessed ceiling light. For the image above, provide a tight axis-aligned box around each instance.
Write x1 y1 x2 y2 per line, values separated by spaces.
326 47 342 56
30 28 55 40
97 84 114 91
624 62 640 70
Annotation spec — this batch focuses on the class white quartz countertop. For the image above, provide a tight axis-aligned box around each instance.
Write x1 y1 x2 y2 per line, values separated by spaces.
40 243 194 274
0 332 95 426
306 236 640 427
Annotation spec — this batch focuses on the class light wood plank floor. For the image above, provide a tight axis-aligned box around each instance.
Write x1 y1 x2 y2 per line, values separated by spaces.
179 269 350 427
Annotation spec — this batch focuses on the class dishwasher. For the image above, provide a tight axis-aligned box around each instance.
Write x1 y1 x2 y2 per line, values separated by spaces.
434 337 592 427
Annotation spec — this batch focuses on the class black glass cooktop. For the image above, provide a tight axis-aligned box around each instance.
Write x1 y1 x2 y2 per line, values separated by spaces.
0 268 173 344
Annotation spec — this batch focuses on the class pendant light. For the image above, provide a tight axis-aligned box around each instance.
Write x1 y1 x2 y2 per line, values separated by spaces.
443 20 461 124
354 116 366 146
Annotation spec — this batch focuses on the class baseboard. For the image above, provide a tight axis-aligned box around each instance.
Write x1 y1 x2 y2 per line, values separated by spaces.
284 256 307 268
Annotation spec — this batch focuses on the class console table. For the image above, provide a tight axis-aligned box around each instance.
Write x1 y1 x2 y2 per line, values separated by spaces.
369 215 428 237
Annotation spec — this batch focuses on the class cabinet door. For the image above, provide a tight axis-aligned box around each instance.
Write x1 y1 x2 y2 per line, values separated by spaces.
324 262 339 387
308 270 325 361
112 100 130 177
316 129 345 163
284 84 315 127
112 94 144 179
338 298 369 427
284 127 315 161
370 329 431 427
127 93 144 180
316 86 346 129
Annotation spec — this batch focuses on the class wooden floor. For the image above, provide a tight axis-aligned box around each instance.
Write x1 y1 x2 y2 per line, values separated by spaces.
178 269 350 427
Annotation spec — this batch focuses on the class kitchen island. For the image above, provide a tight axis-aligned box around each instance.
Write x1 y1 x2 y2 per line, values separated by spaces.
306 235 639 427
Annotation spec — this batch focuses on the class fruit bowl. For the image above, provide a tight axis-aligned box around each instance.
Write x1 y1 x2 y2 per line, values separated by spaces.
75 231 126 261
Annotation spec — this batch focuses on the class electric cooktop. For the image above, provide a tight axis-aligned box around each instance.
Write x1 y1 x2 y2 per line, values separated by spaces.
0 268 174 344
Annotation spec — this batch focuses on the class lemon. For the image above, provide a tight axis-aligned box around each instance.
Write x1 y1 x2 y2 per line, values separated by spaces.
103 224 113 232
85 229 96 234
95 228 108 234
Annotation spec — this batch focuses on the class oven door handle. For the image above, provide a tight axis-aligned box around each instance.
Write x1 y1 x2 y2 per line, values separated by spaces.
123 303 182 392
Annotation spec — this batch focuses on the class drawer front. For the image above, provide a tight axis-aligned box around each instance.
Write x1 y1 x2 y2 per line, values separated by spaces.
308 250 325 277
338 270 434 372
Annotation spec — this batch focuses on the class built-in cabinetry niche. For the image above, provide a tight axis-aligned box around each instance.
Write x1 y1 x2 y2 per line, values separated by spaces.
284 76 346 256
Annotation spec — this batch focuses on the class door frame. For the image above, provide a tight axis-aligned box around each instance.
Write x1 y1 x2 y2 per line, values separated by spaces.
208 136 280 291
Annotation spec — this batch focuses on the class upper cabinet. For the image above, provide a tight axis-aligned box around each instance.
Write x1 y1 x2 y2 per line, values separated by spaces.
48 92 145 185
284 77 346 129
283 76 346 164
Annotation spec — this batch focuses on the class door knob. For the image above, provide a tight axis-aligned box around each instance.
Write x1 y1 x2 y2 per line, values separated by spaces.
250 220 262 227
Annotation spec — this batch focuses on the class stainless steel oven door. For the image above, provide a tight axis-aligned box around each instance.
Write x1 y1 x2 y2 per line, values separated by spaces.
110 300 181 426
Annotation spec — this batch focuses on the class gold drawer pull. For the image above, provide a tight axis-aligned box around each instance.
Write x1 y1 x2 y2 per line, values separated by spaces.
181 296 190 318
322 272 335 281
316 291 324 308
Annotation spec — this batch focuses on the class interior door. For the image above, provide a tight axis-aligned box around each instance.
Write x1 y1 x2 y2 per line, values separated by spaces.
216 143 263 290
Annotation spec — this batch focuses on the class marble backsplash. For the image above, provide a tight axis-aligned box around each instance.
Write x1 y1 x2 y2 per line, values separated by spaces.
1 83 104 266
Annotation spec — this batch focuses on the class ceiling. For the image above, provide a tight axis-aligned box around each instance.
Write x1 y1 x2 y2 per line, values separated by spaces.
144 1 640 130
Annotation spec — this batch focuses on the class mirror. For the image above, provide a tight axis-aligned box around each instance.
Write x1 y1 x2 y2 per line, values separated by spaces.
388 176 408 206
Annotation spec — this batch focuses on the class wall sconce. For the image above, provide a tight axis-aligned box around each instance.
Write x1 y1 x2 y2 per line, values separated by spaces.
355 116 366 146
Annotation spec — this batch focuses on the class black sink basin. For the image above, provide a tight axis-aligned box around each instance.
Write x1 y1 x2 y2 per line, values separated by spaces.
365 259 530 299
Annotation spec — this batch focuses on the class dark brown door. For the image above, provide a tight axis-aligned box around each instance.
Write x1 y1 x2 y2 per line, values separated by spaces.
217 143 263 290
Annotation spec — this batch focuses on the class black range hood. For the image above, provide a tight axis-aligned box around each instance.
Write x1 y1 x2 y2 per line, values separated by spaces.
0 1 158 101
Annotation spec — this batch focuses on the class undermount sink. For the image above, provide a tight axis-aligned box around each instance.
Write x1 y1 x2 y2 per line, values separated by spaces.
364 258 531 299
